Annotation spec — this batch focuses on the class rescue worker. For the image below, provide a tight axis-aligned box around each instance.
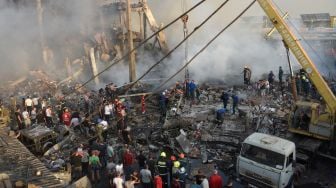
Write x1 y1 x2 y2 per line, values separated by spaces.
216 108 225 123
302 78 311 97
184 79 190 99
296 74 302 95
189 80 197 105
159 92 167 119
157 152 169 188
231 94 239 115
178 153 188 170
177 167 187 188
268 70 275 88
278 66 284 84
220 91 229 109
242 66 251 85
172 160 180 177
168 155 176 179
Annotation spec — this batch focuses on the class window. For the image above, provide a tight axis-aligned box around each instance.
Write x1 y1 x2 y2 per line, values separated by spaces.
241 143 285 169
286 153 293 167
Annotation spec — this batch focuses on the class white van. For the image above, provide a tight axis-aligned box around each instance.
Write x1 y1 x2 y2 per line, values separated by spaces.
237 133 295 188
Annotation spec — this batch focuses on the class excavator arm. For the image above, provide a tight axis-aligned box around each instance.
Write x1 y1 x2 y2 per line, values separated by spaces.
256 0 336 115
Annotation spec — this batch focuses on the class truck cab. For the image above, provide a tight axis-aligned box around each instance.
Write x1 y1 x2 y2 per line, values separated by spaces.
237 133 295 188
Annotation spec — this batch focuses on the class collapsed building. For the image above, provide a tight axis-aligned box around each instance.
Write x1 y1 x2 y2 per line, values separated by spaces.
0 0 336 188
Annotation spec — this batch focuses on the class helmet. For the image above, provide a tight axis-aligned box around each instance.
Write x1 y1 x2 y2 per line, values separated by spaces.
180 167 186 173
173 161 181 168
179 153 185 159
170 155 176 161
160 152 166 158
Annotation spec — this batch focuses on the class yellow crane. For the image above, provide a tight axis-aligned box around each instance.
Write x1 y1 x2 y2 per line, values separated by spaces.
257 0 336 141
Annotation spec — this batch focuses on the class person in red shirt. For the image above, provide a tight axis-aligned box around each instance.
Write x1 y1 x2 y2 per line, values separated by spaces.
123 148 134 179
209 170 223 188
154 174 163 188
123 149 133 166
62 108 71 126
171 176 181 188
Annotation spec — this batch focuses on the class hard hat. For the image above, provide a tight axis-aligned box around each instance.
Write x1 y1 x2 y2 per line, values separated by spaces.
160 152 166 158
173 161 181 168
170 155 176 161
179 153 185 159
180 167 186 173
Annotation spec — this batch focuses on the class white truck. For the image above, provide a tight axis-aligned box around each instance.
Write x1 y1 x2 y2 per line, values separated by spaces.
237 133 295 188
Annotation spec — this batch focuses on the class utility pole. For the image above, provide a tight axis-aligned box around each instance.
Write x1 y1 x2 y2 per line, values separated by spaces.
36 0 48 64
126 0 136 82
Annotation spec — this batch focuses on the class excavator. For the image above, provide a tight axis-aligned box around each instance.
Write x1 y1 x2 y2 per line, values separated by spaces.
256 0 336 154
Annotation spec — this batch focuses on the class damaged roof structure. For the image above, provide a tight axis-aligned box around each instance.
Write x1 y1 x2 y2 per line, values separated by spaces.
0 0 336 188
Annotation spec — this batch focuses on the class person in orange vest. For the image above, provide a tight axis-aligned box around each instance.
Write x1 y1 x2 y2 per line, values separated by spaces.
141 95 146 114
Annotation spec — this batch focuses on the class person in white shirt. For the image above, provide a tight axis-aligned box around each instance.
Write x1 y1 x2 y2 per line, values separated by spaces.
25 96 33 115
113 172 124 188
22 109 31 128
104 103 112 122
201 177 209 188
32 97 39 109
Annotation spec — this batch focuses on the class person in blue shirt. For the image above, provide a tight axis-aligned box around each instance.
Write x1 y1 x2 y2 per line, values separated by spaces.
232 94 239 115
189 80 196 100
220 91 230 109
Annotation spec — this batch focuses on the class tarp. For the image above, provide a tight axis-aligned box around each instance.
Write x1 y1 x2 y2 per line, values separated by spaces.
175 129 191 154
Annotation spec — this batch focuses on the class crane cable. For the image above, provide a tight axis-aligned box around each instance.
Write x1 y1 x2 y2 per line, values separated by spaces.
146 0 257 99
74 0 206 92
123 0 231 93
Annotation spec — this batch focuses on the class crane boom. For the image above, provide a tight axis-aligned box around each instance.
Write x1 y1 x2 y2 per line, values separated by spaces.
257 0 336 114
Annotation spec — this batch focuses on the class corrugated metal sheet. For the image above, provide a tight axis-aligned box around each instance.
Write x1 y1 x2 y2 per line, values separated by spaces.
0 123 63 188
301 13 330 22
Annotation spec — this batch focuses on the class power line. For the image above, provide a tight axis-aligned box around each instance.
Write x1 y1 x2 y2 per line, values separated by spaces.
75 0 206 91
271 1 333 77
148 0 257 97
124 0 231 93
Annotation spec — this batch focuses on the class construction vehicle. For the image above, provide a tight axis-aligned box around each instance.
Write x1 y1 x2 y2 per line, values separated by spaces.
19 125 69 155
257 0 336 147
237 133 296 188
237 0 335 187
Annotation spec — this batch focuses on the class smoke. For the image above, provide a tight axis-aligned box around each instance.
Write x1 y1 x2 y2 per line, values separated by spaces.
0 0 335 88
0 0 100 84
147 0 336 86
